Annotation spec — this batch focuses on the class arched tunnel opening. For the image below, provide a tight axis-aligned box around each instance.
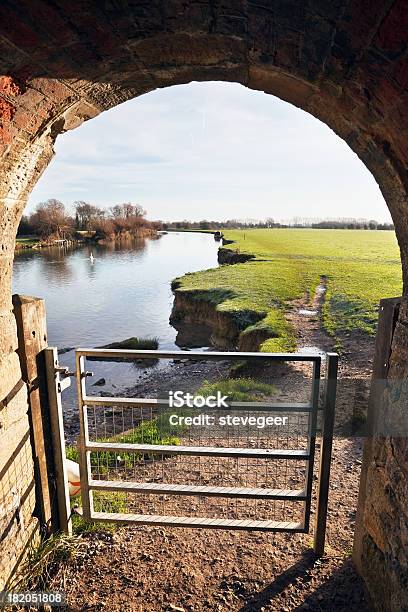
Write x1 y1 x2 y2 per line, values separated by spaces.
0 3 407 610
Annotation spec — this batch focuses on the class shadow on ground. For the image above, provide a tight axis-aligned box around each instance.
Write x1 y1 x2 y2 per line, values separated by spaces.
238 551 370 612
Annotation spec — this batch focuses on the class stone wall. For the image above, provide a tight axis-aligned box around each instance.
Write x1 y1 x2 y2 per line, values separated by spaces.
373 301 408 609
353 298 408 610
0 310 38 587
0 1 407 605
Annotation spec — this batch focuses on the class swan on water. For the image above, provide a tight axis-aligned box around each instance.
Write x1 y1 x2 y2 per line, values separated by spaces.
90 252 94 262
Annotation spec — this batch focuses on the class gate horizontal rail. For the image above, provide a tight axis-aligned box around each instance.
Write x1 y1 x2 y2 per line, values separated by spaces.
47 348 338 554
85 512 305 532
82 396 313 412
76 348 322 362
88 479 308 500
86 441 311 459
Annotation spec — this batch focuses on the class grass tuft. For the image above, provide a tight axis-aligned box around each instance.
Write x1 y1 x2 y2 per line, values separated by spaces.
8 533 83 592
100 336 159 350
197 377 276 401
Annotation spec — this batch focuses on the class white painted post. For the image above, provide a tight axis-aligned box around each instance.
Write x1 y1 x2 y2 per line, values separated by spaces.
44 347 72 534
76 352 94 521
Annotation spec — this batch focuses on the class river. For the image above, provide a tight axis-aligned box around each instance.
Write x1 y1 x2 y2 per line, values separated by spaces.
12 231 219 413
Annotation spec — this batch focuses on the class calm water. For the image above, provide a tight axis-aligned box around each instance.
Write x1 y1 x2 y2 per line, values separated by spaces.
13 231 219 409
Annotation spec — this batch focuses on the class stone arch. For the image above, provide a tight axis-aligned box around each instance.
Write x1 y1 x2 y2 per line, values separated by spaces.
0 2 407 608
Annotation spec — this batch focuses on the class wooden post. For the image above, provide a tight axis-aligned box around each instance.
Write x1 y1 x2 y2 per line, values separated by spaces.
353 297 401 572
12 295 59 532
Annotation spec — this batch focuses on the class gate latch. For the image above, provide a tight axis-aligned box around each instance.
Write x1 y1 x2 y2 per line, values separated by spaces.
55 365 76 378
55 365 75 393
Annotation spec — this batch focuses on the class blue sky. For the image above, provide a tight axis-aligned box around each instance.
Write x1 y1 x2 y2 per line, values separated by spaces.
28 81 391 222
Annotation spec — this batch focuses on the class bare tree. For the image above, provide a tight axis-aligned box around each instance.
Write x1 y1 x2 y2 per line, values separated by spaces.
30 199 73 239
111 202 146 219
74 201 105 230
110 204 124 219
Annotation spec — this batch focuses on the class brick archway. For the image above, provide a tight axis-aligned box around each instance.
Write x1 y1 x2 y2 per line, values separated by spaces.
0 2 407 608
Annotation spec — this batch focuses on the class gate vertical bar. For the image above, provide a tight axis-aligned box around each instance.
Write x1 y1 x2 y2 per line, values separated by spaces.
44 347 72 534
314 352 338 555
303 358 321 531
76 352 93 520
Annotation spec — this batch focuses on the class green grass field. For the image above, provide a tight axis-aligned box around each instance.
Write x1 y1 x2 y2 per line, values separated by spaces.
15 236 39 247
173 229 402 351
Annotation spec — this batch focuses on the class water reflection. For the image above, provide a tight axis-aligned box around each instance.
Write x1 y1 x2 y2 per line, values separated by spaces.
13 232 219 411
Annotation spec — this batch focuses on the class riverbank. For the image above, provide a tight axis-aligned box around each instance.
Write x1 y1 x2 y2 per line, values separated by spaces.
15 227 158 250
171 228 402 353
15 236 41 249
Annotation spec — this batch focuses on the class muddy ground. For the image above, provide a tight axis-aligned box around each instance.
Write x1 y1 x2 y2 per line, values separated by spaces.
50 289 374 611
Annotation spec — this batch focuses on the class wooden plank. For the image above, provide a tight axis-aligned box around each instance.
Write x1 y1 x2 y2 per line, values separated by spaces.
86 441 310 460
89 479 307 500
12 294 56 531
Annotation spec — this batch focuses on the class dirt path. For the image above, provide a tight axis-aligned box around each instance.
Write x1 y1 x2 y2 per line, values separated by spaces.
50 288 374 611
285 278 374 379
285 277 333 357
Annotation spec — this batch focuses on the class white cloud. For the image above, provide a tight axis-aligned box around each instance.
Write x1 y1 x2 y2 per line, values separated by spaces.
28 81 390 222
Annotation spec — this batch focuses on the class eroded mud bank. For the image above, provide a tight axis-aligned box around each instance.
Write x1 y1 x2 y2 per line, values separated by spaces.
170 243 270 351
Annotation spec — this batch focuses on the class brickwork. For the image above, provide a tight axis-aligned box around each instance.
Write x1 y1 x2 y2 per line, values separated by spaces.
0 2 407 606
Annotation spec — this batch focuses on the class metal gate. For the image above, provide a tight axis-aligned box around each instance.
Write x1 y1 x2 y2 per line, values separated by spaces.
46 348 338 555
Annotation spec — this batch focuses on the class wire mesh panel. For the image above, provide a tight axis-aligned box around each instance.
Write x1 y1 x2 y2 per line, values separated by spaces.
73 349 336 539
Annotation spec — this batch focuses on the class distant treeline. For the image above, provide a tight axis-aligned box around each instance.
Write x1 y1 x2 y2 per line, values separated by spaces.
19 204 394 241
163 218 281 230
18 200 162 241
290 217 394 230
163 217 395 231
